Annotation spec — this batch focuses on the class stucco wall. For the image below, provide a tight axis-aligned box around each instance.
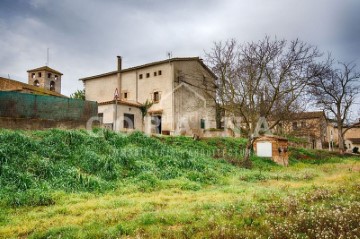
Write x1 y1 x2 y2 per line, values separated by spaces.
84 74 118 102
173 60 217 134
122 62 174 131
98 103 142 132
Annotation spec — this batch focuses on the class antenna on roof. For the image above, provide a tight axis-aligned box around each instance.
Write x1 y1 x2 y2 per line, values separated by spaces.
167 51 172 59
46 48 50 66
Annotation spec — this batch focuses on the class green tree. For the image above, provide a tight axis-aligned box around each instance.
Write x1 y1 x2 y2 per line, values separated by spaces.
139 100 153 130
70 89 85 100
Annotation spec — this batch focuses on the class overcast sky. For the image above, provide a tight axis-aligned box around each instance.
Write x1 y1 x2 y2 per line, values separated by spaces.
1 0 360 115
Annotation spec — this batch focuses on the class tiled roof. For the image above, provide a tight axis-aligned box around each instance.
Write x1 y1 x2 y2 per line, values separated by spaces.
79 57 217 81
0 77 66 97
292 111 325 120
348 138 360 144
98 100 141 107
148 110 163 114
27 66 63 75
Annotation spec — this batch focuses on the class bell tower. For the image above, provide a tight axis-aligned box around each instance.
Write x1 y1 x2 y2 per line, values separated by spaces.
27 66 63 93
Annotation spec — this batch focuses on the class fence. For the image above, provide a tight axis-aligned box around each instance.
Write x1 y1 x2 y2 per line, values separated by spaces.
0 91 97 129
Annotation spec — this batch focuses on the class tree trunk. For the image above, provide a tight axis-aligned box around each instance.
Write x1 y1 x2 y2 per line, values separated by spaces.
242 137 253 169
338 125 345 154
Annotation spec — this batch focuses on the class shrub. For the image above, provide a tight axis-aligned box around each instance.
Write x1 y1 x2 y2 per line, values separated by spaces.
353 147 359 154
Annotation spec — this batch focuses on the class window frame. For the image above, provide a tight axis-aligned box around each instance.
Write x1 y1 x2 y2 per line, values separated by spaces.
123 113 135 129
153 91 160 103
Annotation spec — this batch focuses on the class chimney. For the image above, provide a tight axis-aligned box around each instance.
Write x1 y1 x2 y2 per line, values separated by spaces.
117 56 122 71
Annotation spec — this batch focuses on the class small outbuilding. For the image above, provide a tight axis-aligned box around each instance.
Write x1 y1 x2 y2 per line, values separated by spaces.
253 135 289 166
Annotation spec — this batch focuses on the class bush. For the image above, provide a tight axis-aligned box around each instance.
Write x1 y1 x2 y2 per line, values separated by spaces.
353 147 359 154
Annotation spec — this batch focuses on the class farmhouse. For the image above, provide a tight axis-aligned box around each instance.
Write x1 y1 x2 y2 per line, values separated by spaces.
80 57 217 136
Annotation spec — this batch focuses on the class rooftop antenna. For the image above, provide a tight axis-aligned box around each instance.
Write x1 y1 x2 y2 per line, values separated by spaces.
46 48 50 66
167 51 172 59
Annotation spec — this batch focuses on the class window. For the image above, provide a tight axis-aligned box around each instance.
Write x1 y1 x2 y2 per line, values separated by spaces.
158 70 162 75
32 73 35 79
54 75 58 80
123 113 134 129
154 72 157 76
122 92 128 99
292 122 298 130
50 81 55 91
146 73 150 78
38 72 42 77
200 119 205 129
48 73 52 78
33 80 40 87
153 91 160 102
139 74 143 79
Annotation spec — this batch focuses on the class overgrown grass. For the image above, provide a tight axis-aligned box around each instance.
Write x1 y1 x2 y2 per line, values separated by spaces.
0 129 234 207
0 129 359 238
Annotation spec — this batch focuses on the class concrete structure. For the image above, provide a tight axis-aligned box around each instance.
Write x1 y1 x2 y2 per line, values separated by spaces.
80 57 217 136
253 135 289 166
27 66 63 94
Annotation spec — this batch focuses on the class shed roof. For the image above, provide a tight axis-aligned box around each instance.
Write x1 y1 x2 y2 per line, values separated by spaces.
254 134 288 141
98 99 141 107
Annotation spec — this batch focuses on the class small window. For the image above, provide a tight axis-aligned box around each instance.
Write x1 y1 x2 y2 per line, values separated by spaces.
32 73 35 79
123 113 134 129
38 72 42 77
54 75 58 80
50 81 55 91
123 92 128 99
139 74 143 79
33 80 40 87
146 73 150 78
292 122 298 130
200 119 205 129
48 73 51 78
154 72 157 76
153 91 160 102
158 70 162 75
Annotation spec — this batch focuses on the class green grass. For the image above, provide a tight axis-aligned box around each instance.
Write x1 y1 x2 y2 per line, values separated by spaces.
0 129 359 238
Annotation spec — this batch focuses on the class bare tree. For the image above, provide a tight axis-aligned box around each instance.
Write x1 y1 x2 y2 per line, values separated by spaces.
308 62 360 153
205 36 324 168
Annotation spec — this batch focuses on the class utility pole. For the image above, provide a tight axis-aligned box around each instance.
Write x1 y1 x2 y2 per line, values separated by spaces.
114 88 119 131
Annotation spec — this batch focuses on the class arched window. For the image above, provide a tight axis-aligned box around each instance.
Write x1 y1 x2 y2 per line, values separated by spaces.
50 81 55 91
33 80 40 87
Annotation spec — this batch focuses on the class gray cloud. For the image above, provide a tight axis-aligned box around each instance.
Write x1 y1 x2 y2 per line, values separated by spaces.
0 0 360 109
